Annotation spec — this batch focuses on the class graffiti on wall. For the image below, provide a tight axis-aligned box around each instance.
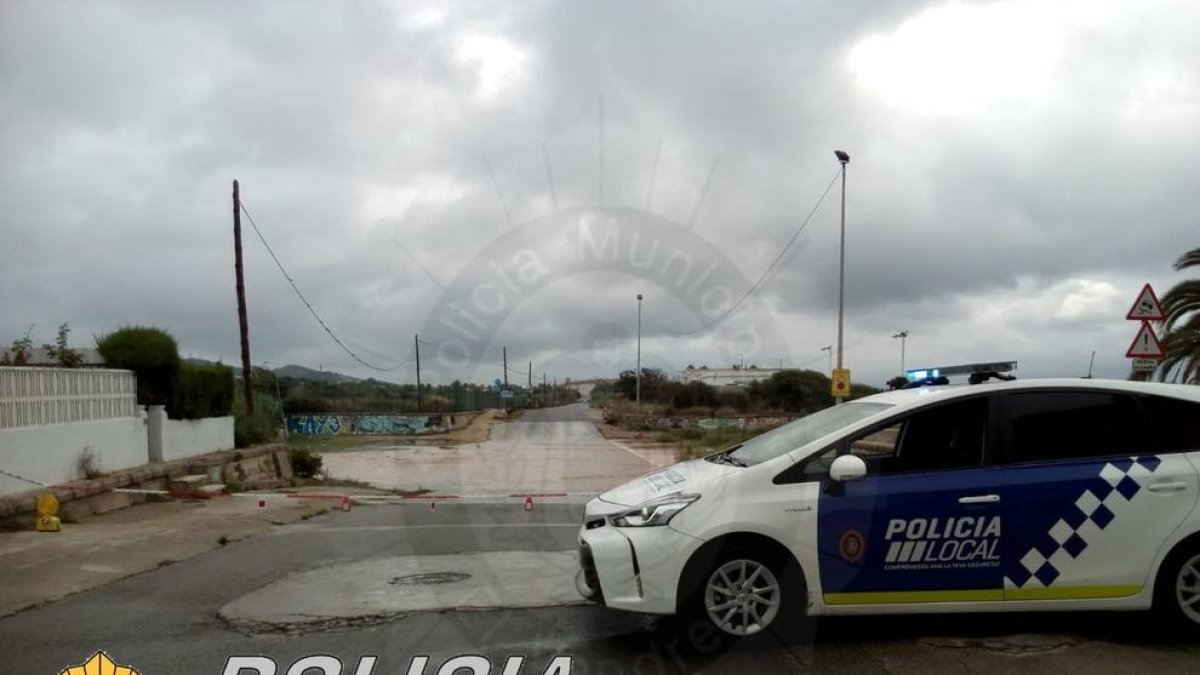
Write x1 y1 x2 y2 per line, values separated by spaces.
286 414 449 436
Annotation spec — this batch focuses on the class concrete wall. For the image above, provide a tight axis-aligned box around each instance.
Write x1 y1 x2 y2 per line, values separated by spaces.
1 367 137 429
161 415 235 462
286 413 461 436
0 413 148 495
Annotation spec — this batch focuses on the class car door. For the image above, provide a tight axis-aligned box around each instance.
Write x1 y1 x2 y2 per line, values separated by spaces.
816 394 1010 606
997 389 1199 601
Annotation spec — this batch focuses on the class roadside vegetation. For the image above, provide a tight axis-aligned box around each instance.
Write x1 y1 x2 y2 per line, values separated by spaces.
592 367 880 461
594 367 881 417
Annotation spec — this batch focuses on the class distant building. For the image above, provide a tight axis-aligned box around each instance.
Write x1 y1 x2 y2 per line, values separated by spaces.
680 365 783 387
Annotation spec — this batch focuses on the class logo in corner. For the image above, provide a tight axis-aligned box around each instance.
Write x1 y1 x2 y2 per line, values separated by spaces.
61 651 141 675
839 529 866 562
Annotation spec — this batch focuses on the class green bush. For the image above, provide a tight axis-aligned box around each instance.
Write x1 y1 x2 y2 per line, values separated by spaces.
96 326 181 406
289 448 323 478
172 362 234 419
234 391 279 448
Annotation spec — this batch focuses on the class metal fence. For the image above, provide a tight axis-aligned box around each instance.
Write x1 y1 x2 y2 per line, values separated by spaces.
0 367 138 429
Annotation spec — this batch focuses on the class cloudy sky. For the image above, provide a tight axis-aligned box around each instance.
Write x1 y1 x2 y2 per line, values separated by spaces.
2 0 1197 387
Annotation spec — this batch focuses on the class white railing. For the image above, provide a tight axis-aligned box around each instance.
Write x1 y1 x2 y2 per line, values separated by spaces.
0 367 138 429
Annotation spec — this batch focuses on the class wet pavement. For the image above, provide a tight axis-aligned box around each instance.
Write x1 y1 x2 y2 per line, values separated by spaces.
320 403 673 496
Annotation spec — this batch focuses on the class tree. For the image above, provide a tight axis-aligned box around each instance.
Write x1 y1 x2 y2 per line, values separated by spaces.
886 376 909 390
615 368 667 402
1159 246 1200 384
44 323 83 368
758 369 833 412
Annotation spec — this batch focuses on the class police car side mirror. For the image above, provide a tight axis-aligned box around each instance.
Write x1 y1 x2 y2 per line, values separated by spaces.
829 455 867 482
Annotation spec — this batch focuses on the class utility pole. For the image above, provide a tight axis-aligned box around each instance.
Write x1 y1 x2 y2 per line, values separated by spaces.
414 334 422 412
232 180 254 413
834 150 850 404
527 361 532 407
636 293 643 408
502 346 508 410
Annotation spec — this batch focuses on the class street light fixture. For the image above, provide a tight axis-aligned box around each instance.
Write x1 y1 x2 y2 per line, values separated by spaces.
820 344 832 375
834 150 849 403
891 330 909 377
636 293 643 408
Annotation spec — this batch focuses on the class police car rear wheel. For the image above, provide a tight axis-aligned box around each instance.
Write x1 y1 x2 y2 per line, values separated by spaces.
1154 543 1200 633
1172 552 1200 626
703 558 782 637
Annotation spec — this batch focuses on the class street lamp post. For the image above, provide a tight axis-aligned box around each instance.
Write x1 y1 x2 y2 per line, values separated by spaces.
820 345 832 376
834 150 850 403
892 330 909 377
636 293 643 408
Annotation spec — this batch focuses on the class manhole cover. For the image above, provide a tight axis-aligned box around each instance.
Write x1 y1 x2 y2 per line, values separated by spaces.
389 572 472 586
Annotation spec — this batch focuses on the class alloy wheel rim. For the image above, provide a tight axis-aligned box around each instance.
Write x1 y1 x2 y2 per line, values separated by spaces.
704 559 781 636
1176 553 1200 624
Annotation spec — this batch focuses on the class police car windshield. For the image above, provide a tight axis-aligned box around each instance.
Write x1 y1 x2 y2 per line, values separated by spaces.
726 402 892 466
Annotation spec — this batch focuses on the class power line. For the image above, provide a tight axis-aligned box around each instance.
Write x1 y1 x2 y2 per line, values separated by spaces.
238 202 410 372
664 167 842 336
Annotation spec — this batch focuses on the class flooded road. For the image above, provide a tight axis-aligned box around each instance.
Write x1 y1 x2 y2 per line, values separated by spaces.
319 404 673 496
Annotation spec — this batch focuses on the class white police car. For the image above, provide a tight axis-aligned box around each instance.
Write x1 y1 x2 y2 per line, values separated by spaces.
577 378 1200 637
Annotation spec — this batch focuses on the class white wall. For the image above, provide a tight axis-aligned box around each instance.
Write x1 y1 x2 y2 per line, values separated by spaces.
0 414 148 496
161 416 234 463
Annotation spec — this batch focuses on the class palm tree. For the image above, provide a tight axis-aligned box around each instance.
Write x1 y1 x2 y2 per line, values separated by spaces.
1158 246 1200 384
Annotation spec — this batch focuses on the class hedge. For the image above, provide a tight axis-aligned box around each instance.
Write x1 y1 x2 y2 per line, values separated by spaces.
172 362 234 419
95 326 181 407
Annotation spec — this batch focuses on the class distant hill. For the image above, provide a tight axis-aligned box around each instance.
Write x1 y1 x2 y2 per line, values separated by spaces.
273 364 360 384
183 358 359 384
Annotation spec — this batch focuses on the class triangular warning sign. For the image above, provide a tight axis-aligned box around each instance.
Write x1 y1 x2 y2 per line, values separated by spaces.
1126 321 1165 358
1126 283 1164 321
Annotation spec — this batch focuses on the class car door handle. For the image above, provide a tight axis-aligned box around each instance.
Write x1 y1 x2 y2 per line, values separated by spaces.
958 494 1000 504
1147 481 1189 493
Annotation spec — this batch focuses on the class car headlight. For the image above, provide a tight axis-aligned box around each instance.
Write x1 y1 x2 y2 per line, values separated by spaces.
610 493 699 527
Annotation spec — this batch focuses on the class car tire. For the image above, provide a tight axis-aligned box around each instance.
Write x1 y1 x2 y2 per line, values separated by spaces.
684 547 808 644
1153 541 1200 635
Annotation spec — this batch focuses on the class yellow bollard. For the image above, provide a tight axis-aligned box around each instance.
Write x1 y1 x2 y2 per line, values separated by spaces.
35 492 61 532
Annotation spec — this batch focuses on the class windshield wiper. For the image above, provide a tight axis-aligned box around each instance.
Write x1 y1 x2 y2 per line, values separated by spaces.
722 454 748 467
706 448 747 467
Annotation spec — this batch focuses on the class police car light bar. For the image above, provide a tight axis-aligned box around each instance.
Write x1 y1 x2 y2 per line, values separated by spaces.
906 361 1018 381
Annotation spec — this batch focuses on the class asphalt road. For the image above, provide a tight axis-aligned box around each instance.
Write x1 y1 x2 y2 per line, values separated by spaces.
3 404 1198 674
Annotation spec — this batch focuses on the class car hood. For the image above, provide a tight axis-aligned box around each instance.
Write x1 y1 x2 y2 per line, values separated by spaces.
597 458 736 507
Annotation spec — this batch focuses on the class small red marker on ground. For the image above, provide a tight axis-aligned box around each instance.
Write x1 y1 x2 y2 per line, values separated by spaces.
341 495 352 512
257 498 267 509
524 495 533 512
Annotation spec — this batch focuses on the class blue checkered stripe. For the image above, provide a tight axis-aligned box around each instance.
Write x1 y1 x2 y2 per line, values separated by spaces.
1004 455 1161 589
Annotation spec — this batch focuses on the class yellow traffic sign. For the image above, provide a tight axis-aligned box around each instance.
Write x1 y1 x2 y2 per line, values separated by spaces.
831 368 851 398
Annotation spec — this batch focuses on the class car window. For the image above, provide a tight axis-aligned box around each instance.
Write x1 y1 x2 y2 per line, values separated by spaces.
726 401 892 466
782 398 987 482
1140 395 1200 452
845 397 988 475
1003 391 1147 463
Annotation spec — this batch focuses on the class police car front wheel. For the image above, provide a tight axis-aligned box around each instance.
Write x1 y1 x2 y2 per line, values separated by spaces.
703 559 782 636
